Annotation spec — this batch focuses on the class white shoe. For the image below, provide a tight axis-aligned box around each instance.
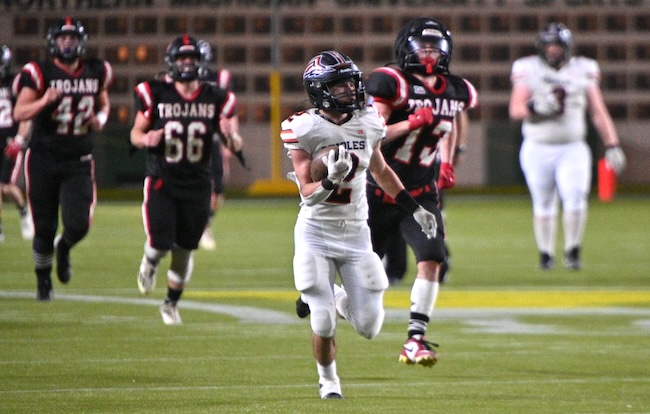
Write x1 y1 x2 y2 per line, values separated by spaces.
319 378 343 399
137 255 157 295
160 302 182 325
20 210 34 240
199 228 216 250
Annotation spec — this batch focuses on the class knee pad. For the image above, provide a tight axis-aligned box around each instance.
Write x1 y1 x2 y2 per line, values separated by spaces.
353 308 384 340
144 244 168 262
310 308 337 338
168 246 194 284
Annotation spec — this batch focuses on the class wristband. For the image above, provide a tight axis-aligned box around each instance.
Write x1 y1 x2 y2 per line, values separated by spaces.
14 134 25 145
322 178 337 190
395 189 419 214
96 111 108 128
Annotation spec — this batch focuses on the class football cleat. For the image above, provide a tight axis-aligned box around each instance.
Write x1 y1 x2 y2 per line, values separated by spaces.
563 246 582 270
137 255 157 295
319 378 343 399
37 275 53 301
160 302 182 325
295 295 310 318
54 235 72 284
539 252 554 270
399 336 439 367
199 228 216 250
20 209 34 240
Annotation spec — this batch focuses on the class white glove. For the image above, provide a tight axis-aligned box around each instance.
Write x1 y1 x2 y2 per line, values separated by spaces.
605 146 626 174
530 93 561 116
326 145 353 185
412 206 437 240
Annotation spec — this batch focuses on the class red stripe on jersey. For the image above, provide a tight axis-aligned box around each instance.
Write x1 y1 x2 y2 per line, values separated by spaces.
463 79 479 109
135 81 154 120
217 69 232 91
22 62 45 94
220 90 237 118
102 61 115 90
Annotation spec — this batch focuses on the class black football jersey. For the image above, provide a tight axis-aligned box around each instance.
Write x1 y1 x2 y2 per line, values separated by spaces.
0 73 20 142
18 58 113 160
365 67 478 190
133 79 236 190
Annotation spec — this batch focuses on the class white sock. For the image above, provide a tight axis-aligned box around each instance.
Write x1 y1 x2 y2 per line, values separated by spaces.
410 278 439 316
317 360 338 382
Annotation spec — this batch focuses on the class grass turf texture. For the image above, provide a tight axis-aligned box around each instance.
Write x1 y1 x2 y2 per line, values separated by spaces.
1 195 649 413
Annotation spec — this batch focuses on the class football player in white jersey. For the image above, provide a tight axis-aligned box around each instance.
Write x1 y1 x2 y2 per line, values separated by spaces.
282 51 436 399
509 22 626 270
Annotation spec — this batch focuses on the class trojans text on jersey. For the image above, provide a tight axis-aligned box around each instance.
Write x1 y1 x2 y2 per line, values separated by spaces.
49 78 99 94
156 102 216 119
407 98 465 118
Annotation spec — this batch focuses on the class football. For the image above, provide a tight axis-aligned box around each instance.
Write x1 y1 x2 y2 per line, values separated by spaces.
310 145 338 182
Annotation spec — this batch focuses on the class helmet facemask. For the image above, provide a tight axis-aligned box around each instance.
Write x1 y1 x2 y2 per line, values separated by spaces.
322 75 364 113
165 36 202 82
536 23 572 69
47 19 87 63
172 53 201 81
395 18 453 75
55 35 81 62
303 51 365 113
405 36 450 75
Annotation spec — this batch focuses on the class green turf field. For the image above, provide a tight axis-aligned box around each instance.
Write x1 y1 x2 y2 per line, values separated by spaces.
1 195 649 413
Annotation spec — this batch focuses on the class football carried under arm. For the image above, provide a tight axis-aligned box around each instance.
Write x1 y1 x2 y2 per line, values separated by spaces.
325 145 353 186
310 145 352 188
528 92 561 116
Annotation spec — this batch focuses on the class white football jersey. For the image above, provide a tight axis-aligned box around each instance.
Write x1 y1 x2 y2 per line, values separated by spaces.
511 55 600 144
282 107 386 221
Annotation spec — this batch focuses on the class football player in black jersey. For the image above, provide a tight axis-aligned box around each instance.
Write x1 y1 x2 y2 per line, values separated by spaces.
0 44 33 243
13 18 113 301
365 17 478 367
131 35 237 325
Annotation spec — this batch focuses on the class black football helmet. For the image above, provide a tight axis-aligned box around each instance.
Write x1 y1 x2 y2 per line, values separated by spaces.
303 50 365 113
164 35 202 81
46 17 88 63
0 45 12 79
536 22 572 68
394 17 452 75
